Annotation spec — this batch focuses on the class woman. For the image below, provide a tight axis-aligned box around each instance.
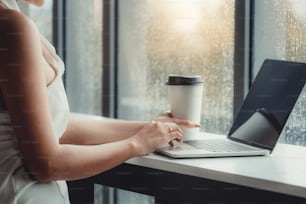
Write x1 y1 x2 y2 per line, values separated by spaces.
0 0 199 203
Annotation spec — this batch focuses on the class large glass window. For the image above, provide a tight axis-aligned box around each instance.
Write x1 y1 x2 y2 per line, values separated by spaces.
19 0 104 115
117 0 236 134
65 0 103 115
253 0 306 146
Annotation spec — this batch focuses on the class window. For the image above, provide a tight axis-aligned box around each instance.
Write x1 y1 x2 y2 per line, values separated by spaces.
64 0 103 115
117 0 236 134
19 0 104 115
60 0 306 146
253 0 306 146
20 2 306 146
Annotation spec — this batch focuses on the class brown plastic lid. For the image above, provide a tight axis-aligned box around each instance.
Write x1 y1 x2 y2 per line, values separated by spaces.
166 75 204 85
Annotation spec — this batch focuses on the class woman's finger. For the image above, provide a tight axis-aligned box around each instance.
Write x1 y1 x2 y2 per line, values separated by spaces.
159 111 172 118
166 111 173 117
173 118 200 128
168 131 183 141
167 125 183 134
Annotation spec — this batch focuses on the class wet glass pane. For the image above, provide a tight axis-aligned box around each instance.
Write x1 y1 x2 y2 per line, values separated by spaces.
253 0 306 146
65 0 103 114
117 0 235 134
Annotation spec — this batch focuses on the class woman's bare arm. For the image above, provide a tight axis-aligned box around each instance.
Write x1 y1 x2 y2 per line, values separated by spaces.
59 114 148 145
60 113 199 145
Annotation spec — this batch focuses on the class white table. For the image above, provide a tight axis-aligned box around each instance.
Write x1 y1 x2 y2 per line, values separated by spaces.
68 133 306 203
128 143 306 199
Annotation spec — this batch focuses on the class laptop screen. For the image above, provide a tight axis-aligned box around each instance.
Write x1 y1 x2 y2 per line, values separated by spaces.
228 59 306 150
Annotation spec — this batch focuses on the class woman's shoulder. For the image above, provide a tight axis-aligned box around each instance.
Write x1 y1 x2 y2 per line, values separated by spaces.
0 8 34 33
0 8 40 56
0 8 41 74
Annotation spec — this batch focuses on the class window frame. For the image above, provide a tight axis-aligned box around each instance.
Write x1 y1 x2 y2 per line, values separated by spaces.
102 0 118 118
55 0 252 123
109 0 251 122
234 0 253 118
55 0 251 122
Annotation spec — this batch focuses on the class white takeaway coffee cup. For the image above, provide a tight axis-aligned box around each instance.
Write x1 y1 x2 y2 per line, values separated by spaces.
166 75 204 139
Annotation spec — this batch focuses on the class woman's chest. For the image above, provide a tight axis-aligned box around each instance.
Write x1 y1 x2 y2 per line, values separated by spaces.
41 41 58 87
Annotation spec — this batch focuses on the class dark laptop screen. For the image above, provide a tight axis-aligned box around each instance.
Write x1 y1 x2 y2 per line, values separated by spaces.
228 59 306 150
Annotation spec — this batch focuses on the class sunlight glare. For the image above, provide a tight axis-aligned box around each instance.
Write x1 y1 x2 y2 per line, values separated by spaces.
288 0 306 24
164 0 222 33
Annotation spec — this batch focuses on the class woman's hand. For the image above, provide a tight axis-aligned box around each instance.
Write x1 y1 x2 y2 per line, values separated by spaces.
154 111 201 128
130 121 183 156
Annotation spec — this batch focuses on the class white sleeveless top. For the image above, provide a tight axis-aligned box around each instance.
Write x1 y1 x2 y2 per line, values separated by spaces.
0 1 70 203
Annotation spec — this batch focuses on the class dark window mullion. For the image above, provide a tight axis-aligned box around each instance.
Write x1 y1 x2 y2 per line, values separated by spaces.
113 0 119 119
102 0 119 118
52 0 67 85
233 0 252 118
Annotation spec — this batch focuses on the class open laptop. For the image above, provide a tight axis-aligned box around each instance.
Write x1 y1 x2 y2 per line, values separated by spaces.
158 59 306 158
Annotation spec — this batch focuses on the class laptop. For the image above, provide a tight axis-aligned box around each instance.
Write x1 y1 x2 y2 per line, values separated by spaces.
158 59 306 158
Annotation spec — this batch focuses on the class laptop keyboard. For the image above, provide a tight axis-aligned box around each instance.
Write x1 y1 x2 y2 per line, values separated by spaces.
184 139 258 152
